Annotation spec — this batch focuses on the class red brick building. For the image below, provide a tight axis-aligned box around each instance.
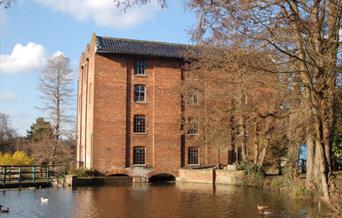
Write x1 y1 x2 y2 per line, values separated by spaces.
77 34 227 179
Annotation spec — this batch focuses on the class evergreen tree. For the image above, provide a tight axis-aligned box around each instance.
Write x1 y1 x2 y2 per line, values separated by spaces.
26 117 54 142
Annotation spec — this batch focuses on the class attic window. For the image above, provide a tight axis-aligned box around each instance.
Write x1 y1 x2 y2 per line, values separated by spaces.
134 60 146 75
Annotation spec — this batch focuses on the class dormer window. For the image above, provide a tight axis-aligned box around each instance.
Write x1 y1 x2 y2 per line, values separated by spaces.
134 60 146 75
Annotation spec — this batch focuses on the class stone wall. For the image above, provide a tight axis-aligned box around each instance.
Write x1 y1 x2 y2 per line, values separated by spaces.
178 169 214 184
215 170 244 185
178 169 244 185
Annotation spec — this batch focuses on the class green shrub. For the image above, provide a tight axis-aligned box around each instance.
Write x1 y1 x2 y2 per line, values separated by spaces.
240 163 265 187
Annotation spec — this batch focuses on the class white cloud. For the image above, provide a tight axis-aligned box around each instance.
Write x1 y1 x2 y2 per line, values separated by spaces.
53 50 64 57
0 42 47 74
0 43 65 74
0 90 17 102
34 0 160 28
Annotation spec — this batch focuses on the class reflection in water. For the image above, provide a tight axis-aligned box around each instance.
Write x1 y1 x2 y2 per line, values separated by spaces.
0 183 328 218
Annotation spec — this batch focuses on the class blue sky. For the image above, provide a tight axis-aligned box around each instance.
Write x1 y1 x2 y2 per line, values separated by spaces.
0 0 195 135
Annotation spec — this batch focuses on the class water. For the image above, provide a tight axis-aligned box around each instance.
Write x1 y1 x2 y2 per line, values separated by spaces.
0 183 327 218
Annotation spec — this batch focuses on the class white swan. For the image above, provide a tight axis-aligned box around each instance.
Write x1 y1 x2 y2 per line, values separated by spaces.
41 197 49 203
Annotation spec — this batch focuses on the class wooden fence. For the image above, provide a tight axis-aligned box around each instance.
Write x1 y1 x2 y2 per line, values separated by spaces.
0 165 68 188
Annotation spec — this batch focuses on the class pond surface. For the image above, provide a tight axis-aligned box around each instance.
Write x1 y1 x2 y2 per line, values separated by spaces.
0 183 328 218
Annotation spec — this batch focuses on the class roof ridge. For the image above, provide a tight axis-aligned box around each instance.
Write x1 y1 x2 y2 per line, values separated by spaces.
96 35 190 47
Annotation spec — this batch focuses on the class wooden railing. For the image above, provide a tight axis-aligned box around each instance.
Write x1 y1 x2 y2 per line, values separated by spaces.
0 165 68 188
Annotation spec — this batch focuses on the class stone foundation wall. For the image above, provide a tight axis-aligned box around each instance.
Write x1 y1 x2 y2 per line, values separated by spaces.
178 169 244 185
178 169 214 184
215 170 244 185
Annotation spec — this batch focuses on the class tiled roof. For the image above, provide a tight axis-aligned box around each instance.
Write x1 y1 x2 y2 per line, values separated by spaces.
95 35 190 59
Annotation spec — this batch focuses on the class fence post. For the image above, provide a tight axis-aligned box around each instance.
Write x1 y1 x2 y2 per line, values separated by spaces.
18 166 22 185
2 166 6 186
32 166 36 183
46 165 50 182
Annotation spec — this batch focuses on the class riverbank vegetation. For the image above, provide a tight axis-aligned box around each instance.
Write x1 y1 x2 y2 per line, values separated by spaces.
0 115 76 166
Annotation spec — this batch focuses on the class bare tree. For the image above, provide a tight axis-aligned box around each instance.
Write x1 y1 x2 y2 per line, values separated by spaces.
38 55 75 141
183 46 289 170
0 112 17 152
0 0 15 8
186 0 341 202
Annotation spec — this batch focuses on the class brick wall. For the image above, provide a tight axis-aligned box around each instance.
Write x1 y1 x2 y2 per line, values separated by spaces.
78 39 183 176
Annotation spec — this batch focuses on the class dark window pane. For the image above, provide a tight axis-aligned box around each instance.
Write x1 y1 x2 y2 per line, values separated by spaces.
134 115 146 133
133 146 146 165
188 147 199 165
134 84 146 102
134 60 146 75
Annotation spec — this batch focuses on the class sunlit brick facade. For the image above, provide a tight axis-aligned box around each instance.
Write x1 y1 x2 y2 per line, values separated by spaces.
77 34 234 178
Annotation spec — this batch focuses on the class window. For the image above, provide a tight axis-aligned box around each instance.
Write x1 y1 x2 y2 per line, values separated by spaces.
188 89 199 105
133 146 146 165
188 147 199 165
134 60 146 75
134 115 146 133
134 84 146 103
187 117 198 135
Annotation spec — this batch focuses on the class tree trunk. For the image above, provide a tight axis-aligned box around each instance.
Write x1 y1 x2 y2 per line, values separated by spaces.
258 137 271 167
239 115 247 162
315 139 330 202
253 119 259 165
306 131 315 186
